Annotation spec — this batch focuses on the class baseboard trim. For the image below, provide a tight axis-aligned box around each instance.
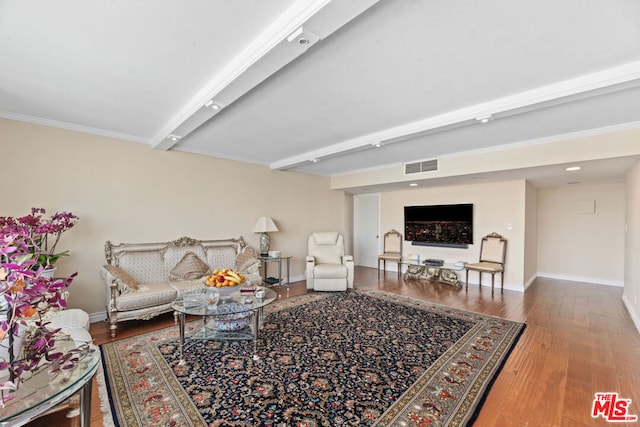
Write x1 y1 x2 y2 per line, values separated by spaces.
537 272 623 287
89 311 108 324
524 275 536 290
622 294 640 334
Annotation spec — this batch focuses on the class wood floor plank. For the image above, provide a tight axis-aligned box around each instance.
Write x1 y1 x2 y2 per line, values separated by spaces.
26 266 640 426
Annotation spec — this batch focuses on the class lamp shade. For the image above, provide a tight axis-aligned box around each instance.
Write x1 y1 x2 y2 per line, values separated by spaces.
253 217 279 233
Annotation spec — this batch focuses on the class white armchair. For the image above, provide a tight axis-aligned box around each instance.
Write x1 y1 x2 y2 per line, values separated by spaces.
305 231 354 291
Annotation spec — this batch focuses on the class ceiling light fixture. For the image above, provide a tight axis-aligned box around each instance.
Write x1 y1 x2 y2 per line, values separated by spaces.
167 134 182 142
204 99 222 110
476 115 493 124
287 26 319 48
409 183 418 187
371 142 383 148
565 166 582 172
310 158 319 163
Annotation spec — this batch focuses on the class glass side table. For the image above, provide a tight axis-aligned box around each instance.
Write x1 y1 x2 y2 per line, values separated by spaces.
0 338 99 427
258 253 291 298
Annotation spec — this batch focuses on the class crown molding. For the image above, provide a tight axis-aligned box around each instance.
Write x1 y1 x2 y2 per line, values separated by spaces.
0 110 149 144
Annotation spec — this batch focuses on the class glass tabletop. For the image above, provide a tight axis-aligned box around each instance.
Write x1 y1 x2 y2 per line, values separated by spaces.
172 287 277 317
258 253 291 260
0 338 100 424
401 259 466 271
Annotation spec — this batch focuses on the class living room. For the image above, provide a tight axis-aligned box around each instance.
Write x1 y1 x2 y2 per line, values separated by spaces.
3 118 639 325
2 1 640 425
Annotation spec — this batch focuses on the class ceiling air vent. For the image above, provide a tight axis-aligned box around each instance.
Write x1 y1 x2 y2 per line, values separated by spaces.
404 158 438 175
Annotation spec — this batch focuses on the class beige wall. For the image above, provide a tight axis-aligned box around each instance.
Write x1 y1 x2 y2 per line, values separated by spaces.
1 119 349 317
537 183 625 286
624 160 640 332
379 180 526 291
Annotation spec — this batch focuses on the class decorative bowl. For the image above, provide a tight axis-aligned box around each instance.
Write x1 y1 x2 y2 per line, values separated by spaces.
206 284 242 298
212 302 252 331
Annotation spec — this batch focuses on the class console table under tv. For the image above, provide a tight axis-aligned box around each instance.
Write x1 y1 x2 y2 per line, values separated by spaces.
399 259 465 287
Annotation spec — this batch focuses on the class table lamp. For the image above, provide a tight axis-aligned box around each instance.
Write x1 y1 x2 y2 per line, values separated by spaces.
253 216 278 256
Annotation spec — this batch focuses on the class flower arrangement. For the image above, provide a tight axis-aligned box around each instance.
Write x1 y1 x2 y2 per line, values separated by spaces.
0 208 88 405
0 208 78 270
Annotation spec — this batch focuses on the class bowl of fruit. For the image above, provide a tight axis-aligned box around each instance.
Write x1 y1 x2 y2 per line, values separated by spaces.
204 269 246 298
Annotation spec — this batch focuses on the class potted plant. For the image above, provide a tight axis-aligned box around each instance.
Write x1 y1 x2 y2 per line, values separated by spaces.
0 208 79 275
0 208 87 405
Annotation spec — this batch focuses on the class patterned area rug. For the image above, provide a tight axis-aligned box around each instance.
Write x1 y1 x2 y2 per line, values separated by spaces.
101 290 525 426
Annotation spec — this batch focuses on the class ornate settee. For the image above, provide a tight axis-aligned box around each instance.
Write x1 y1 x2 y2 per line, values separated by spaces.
100 236 260 337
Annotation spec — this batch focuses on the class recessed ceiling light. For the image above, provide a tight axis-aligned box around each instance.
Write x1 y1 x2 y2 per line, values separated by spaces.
204 99 222 110
476 115 493 124
567 181 581 185
409 183 418 187
371 142 383 148
565 166 581 172
310 158 319 163
167 134 182 142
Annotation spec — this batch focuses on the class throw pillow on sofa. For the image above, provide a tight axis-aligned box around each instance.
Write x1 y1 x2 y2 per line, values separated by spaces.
169 252 210 281
103 265 140 294
235 246 260 275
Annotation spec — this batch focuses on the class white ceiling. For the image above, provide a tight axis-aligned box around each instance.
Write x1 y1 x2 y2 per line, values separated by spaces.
2 0 640 191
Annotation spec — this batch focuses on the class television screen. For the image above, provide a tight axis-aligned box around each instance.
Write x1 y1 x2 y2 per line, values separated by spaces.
404 204 473 246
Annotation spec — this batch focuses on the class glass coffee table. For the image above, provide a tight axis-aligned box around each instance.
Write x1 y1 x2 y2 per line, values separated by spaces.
171 287 277 364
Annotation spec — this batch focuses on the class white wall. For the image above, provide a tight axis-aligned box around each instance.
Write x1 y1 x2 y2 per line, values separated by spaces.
523 181 538 289
1 119 349 317
624 160 640 332
380 180 526 291
537 183 625 286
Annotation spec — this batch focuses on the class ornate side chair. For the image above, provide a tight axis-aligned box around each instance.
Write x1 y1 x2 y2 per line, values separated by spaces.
377 229 402 275
465 232 507 294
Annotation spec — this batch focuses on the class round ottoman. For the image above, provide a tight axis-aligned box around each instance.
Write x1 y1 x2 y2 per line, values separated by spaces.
48 309 90 332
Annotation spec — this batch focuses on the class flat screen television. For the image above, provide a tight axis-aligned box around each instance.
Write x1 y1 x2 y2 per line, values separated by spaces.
404 203 473 247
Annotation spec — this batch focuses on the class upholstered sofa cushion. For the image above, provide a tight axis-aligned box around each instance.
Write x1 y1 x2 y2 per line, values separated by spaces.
169 252 210 281
313 263 347 278
114 282 177 311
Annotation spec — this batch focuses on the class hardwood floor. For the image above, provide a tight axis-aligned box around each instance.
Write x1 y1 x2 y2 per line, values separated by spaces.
31 266 640 426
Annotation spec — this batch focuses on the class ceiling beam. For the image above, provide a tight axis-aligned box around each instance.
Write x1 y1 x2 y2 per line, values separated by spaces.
270 60 640 171
151 0 380 151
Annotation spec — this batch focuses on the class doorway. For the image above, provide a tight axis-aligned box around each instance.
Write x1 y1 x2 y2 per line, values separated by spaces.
354 193 380 268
